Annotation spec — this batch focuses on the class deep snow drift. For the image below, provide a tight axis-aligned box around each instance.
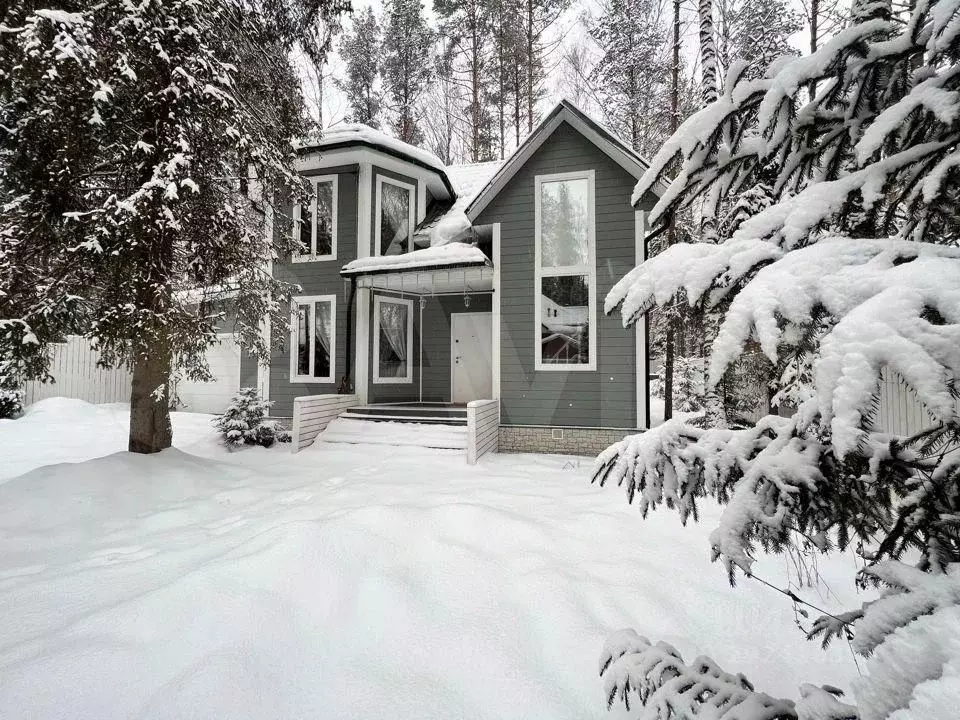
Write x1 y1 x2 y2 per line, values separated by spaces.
0 399 868 719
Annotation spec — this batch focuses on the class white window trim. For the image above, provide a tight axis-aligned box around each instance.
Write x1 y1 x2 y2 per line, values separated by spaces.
292 175 338 262
289 294 337 383
374 175 416 257
373 295 414 384
534 169 597 372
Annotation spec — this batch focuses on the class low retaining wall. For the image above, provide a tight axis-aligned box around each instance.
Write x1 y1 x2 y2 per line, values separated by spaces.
291 394 359 452
498 425 638 457
466 399 499 464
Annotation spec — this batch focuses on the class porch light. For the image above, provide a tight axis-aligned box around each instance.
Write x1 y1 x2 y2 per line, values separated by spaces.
463 294 471 308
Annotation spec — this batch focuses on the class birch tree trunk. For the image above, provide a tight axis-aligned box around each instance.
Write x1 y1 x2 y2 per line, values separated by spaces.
698 0 718 106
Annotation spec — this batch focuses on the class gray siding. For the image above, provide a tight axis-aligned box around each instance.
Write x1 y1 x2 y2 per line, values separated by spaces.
476 120 651 429
269 164 359 416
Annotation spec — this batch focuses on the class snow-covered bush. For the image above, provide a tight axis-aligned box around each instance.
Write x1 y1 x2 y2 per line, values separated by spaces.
0 386 22 419
594 0 960 716
213 388 287 448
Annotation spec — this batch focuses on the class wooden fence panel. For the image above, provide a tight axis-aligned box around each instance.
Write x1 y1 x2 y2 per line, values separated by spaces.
467 399 499 465
872 367 958 437
22 336 132 407
291 394 359 452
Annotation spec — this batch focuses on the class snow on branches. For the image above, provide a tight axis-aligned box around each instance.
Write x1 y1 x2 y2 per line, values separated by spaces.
712 239 960 455
599 629 804 719
631 0 960 244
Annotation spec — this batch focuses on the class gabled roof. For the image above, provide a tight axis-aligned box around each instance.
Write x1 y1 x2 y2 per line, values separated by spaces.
465 100 660 222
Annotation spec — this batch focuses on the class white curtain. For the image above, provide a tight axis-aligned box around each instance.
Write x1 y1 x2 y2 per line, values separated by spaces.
380 303 407 376
315 302 331 355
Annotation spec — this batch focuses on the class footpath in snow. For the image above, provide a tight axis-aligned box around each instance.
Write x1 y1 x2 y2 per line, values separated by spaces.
0 399 868 719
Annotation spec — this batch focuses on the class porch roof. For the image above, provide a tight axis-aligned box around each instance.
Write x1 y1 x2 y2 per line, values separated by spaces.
349 264 493 294
341 242 489 277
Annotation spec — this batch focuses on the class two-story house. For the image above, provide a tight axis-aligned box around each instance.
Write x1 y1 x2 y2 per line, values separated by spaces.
221 100 659 457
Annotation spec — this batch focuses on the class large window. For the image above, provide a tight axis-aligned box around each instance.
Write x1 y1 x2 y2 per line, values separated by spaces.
293 175 337 261
376 176 415 256
290 295 336 383
535 171 596 371
373 296 413 383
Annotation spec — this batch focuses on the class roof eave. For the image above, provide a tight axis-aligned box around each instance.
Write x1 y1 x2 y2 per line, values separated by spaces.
298 139 457 199
340 259 492 279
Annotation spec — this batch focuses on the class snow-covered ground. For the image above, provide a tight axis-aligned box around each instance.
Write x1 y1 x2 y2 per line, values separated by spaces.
0 399 868 719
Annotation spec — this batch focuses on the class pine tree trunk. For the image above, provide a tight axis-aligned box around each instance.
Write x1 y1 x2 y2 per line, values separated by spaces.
526 0 534 133
128 341 173 454
808 0 819 98
664 321 675 421
663 0 681 423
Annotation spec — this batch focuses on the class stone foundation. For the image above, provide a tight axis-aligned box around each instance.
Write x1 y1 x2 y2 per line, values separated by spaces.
498 425 639 456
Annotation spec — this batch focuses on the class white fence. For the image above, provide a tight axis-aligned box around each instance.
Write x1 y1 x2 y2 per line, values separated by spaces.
21 336 132 407
872 367 955 437
467 399 499 464
291 394 359 452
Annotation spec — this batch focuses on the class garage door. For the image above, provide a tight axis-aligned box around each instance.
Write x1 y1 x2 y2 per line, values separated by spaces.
174 335 242 414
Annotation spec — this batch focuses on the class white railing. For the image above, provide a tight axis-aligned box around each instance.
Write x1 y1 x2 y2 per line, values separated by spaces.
291 394 359 452
22 335 132 407
466 399 499 464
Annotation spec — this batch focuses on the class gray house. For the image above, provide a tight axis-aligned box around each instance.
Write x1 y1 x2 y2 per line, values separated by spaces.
239 100 657 456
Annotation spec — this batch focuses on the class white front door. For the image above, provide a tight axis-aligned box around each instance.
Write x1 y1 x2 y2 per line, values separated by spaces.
451 312 493 403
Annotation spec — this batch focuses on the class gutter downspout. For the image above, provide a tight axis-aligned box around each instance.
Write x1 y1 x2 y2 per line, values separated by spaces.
339 277 357 394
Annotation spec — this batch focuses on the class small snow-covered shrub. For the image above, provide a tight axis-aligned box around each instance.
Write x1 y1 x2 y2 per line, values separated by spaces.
0 386 23 419
213 388 287 448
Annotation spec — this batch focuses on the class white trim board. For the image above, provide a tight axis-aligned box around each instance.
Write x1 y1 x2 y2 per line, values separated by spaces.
534 170 597 373
357 162 372 258
374 175 416 257
292 174 338 262
289 294 337 384
372 295 414 385
635 210 648 429
491 222 501 402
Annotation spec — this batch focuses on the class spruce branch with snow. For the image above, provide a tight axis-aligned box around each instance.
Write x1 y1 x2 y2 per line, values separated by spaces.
595 0 960 716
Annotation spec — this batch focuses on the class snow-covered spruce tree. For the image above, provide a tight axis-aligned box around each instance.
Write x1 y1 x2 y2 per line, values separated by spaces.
589 0 674 159
337 6 383 128
718 0 803 82
214 387 286 448
382 0 434 145
594 0 960 716
0 1 324 453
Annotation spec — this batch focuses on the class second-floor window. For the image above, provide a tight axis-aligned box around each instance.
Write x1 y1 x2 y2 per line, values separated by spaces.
294 175 337 261
535 170 597 371
376 176 415 256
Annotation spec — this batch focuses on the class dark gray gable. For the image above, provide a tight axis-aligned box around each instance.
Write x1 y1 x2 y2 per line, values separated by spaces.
465 100 659 222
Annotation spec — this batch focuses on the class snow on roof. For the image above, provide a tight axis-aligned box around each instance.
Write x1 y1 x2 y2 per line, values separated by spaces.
341 242 489 276
417 161 503 246
298 123 447 175
447 161 503 197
